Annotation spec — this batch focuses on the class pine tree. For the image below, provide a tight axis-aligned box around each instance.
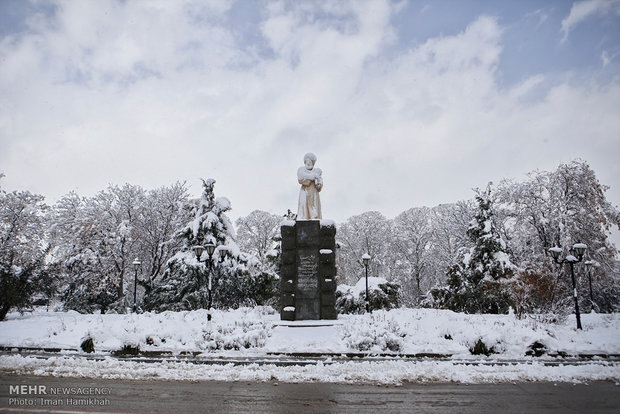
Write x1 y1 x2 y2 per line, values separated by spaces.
144 179 274 311
443 184 516 313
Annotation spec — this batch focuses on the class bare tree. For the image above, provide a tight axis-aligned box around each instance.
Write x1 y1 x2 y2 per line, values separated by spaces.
337 211 392 285
235 210 282 263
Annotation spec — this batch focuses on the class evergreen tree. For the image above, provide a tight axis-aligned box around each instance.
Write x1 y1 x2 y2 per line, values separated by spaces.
144 179 276 311
335 278 401 314
442 184 515 313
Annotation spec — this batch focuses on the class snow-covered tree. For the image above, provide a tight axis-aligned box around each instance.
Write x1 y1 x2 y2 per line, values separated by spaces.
236 210 281 264
439 184 516 314
335 277 400 314
134 182 192 297
144 179 277 312
235 210 282 305
337 211 392 285
497 160 620 313
336 204 475 306
391 207 434 306
50 184 146 313
428 202 476 277
0 180 54 320
390 202 475 306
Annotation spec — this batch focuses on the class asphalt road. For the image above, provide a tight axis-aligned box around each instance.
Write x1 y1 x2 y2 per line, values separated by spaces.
1 374 619 414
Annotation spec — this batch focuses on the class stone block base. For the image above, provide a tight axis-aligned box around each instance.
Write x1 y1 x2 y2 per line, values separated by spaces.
280 220 337 320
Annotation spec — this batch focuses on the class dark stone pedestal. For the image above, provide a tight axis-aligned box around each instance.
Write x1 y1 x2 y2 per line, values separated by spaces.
280 220 337 321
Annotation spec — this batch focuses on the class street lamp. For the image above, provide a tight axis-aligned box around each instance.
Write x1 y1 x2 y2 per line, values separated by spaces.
548 242 587 330
132 258 141 313
362 253 371 314
193 243 221 322
584 260 595 303
192 245 205 262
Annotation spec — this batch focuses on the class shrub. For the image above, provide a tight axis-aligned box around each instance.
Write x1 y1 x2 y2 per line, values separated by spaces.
202 318 271 351
341 313 405 352
470 338 495 356
80 337 95 353
525 341 547 357
336 277 400 314
113 344 140 356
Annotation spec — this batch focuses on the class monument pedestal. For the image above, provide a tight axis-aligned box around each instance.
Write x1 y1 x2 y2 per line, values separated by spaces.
280 220 337 320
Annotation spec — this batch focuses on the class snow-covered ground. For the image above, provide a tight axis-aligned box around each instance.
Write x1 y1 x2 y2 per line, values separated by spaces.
1 307 619 384
2 354 618 385
1 307 618 356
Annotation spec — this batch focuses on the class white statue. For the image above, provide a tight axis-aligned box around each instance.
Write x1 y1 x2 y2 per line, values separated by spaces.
297 152 322 220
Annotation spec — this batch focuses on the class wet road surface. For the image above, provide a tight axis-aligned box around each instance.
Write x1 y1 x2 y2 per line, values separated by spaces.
1 374 618 413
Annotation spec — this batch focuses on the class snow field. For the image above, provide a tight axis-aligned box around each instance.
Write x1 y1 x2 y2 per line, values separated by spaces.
1 307 619 384
0 307 618 357
1 355 618 385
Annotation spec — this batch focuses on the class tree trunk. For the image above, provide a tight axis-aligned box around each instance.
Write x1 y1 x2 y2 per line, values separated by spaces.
0 304 11 321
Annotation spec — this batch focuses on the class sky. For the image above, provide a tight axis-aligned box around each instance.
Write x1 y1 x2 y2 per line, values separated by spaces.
1 0 619 228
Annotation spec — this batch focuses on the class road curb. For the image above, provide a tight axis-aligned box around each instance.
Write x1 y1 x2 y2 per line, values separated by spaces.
2 346 620 364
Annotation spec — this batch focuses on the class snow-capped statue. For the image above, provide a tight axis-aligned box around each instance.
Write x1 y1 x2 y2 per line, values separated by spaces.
297 152 323 220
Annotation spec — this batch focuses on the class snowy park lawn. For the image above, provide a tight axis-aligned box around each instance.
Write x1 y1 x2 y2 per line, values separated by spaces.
1 307 618 358
1 307 619 384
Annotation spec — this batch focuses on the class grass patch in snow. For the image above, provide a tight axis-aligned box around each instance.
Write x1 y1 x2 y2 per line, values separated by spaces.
113 344 141 356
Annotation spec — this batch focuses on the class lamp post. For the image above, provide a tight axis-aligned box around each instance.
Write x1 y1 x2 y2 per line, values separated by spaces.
548 242 587 330
193 243 222 322
362 253 371 314
132 258 141 313
584 260 594 303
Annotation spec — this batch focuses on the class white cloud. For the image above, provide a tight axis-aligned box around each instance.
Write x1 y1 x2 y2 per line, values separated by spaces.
1 0 619 225
561 0 620 42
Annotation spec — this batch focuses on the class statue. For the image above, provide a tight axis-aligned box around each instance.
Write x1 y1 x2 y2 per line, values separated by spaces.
281 152 336 320
297 152 322 220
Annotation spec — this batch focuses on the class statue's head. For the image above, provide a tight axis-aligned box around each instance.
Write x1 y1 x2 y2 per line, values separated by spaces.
304 152 317 170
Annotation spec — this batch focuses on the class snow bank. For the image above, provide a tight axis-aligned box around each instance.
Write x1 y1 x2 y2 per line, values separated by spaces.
266 325 343 353
0 307 276 354
1 308 618 357
347 309 620 357
1 355 618 385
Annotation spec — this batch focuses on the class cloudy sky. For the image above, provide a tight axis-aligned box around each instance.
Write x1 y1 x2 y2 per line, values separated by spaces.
1 0 619 225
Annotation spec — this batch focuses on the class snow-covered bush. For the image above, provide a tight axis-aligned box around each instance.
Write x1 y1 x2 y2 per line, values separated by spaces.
525 341 547 357
469 338 496 356
203 319 271 351
340 311 405 352
0 183 56 320
336 277 400 314
200 307 273 351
